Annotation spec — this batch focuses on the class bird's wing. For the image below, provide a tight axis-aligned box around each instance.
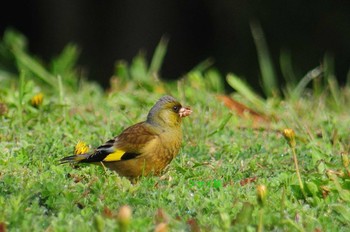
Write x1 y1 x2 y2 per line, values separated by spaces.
80 122 159 163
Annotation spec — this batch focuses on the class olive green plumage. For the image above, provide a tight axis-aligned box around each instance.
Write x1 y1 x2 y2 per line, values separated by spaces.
60 95 192 178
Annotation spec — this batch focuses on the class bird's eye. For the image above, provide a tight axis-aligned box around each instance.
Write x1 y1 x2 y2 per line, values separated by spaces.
172 105 179 112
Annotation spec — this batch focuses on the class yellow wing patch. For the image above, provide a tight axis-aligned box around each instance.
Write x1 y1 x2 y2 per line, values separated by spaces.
103 149 126 162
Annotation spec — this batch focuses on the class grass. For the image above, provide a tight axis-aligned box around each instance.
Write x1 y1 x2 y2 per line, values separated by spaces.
1 29 350 231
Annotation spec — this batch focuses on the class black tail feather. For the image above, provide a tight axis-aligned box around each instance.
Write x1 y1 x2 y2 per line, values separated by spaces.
59 153 90 164
59 155 77 164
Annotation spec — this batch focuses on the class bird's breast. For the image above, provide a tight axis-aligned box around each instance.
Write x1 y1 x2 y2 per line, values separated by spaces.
149 129 181 153
142 129 182 170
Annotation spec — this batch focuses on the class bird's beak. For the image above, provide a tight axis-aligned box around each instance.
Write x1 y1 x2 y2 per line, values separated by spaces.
179 107 192 118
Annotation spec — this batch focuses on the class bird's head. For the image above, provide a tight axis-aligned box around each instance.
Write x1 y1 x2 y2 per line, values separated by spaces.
147 95 192 128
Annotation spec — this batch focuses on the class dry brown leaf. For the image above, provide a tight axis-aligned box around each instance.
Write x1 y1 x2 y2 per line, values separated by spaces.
0 222 6 232
240 176 257 186
216 95 269 125
103 207 114 218
187 218 200 232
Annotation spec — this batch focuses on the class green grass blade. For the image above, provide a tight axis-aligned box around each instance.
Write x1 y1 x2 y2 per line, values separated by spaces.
130 53 149 81
189 58 214 73
13 47 57 87
3 29 57 87
226 73 266 109
115 60 130 82
292 66 322 99
279 49 297 85
250 20 279 97
148 37 169 78
323 53 341 108
18 70 25 127
208 113 232 136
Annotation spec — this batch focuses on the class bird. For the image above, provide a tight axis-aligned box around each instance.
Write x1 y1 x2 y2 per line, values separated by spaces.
60 95 192 178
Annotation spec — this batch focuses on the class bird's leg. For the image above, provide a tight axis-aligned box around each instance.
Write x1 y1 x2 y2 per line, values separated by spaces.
100 161 108 173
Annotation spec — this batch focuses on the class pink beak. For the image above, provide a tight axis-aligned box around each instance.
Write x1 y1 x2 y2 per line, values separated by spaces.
179 107 192 118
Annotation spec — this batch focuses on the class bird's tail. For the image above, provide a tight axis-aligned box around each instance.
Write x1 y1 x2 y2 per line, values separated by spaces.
59 154 91 164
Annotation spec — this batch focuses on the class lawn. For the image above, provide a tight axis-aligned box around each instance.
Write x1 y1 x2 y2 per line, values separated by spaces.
1 30 350 231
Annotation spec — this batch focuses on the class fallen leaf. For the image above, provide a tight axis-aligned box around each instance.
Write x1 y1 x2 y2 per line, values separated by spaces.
0 102 8 116
217 95 269 125
103 207 114 218
0 222 6 232
240 177 257 186
187 218 200 232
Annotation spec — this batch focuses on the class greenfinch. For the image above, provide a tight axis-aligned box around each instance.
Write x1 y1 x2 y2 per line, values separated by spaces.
60 95 192 178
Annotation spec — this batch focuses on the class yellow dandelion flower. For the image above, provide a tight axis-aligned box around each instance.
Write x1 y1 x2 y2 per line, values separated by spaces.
282 128 296 147
31 93 44 107
74 141 89 155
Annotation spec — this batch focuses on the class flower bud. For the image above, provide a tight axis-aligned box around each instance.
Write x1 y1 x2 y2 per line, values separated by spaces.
257 185 267 207
154 222 168 232
117 205 132 232
283 128 296 147
31 93 44 107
